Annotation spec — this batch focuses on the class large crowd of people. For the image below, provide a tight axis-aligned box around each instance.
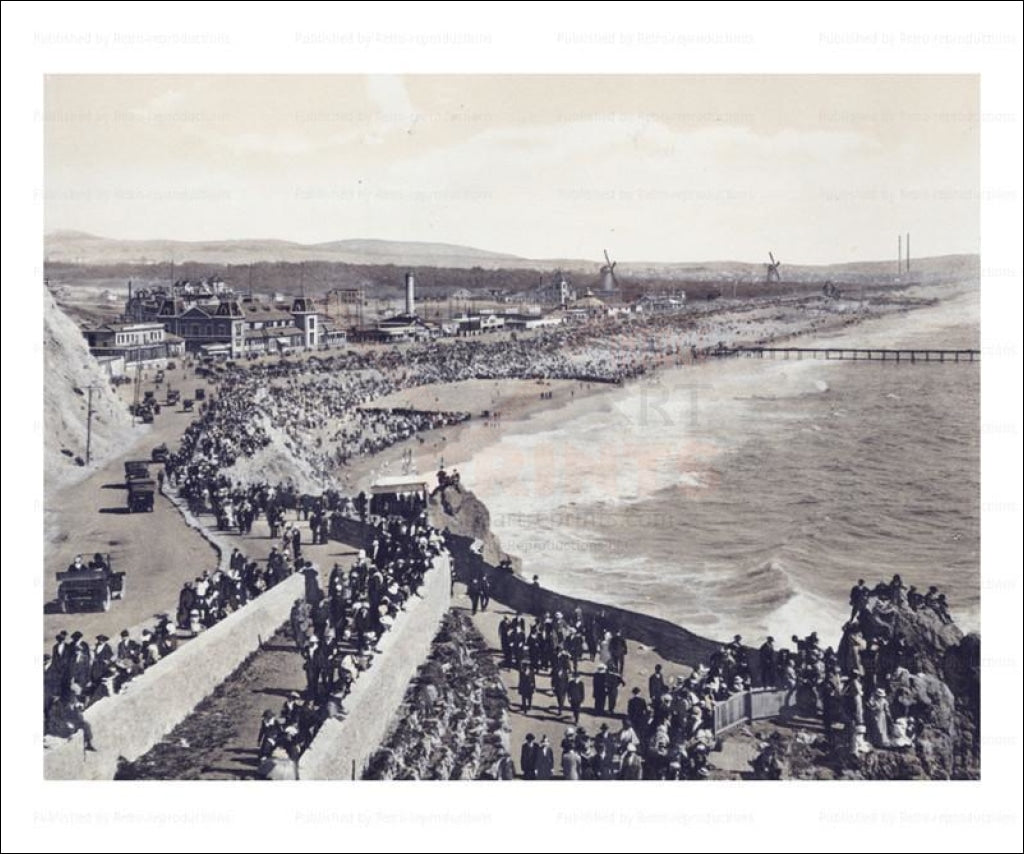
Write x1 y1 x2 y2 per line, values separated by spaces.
259 511 450 769
43 508 305 747
498 572 959 780
47 292 951 774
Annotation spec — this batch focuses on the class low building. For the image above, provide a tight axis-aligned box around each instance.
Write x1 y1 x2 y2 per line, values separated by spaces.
454 313 506 335
501 310 565 331
634 293 687 314
83 321 185 368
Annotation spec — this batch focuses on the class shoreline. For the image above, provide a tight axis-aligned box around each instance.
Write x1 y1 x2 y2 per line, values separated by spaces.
44 281 979 654
314 281 979 646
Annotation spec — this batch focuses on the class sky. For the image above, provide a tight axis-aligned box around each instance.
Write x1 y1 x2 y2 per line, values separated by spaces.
44 74 979 264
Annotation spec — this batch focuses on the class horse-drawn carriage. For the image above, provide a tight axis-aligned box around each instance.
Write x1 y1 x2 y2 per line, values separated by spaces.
56 555 125 613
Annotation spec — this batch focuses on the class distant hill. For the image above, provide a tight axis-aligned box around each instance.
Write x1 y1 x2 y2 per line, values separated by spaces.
44 231 533 270
44 232 979 292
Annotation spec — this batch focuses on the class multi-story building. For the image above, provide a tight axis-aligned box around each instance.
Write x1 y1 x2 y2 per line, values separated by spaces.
125 280 331 358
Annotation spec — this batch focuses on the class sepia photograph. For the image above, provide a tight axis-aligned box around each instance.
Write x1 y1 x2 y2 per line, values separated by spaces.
40 72 984 785
4 3 1022 853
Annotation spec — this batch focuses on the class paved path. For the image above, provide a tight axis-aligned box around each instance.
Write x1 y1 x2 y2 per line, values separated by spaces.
43 367 217 654
452 587 698 777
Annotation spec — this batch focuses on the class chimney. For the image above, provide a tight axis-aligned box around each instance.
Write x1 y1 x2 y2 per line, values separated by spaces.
906 232 910 273
405 271 415 316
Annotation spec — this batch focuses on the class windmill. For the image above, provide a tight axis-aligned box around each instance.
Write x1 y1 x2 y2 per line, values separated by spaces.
765 251 781 284
600 249 620 293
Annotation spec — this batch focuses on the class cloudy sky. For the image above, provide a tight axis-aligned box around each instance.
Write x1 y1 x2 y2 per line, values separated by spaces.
44 75 978 264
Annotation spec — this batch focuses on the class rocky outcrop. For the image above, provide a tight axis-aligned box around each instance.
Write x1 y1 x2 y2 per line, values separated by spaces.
363 611 510 780
428 485 519 571
786 595 980 781
871 599 979 779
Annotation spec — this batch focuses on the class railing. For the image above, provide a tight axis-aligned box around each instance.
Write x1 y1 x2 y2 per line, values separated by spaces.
712 688 795 736
709 346 980 363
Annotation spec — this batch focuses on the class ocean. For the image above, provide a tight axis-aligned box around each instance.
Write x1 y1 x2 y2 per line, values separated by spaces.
461 286 980 647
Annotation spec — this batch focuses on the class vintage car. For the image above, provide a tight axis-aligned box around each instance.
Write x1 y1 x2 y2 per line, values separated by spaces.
151 443 170 463
127 478 156 512
56 555 125 613
124 459 151 483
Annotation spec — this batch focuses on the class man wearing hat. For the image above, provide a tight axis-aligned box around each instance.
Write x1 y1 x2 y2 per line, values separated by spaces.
592 664 608 715
759 636 777 688
567 671 586 724
520 733 540 780
91 635 114 685
605 665 626 715
627 687 649 736
648 663 667 705
592 737 615 780
536 734 555 779
50 631 73 692
517 662 536 713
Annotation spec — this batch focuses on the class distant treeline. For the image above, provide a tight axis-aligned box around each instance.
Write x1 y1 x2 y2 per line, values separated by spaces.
44 260 795 303
43 253 979 304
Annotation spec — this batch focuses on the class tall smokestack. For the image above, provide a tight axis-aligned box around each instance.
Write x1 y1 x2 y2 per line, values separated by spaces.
906 233 910 273
898 234 902 273
405 271 415 316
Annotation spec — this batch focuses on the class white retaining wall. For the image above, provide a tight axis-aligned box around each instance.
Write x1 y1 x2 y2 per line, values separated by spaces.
297 556 452 780
44 573 305 780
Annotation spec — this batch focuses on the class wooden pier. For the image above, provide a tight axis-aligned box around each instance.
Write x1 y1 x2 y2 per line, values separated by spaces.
709 346 980 363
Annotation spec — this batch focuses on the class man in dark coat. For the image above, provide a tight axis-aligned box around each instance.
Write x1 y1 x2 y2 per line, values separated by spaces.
759 636 778 688
520 733 540 780
498 616 512 667
517 664 536 712
592 665 608 715
567 671 586 724
648 663 667 705
627 687 649 735
551 666 568 716
605 666 626 715
91 635 115 686
849 578 869 619
609 631 628 674
536 735 555 779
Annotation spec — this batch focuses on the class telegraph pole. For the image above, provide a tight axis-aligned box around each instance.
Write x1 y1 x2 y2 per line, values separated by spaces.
85 384 99 463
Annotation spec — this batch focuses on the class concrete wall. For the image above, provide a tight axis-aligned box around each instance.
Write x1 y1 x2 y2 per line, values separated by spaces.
444 530 726 668
44 573 304 780
298 555 452 780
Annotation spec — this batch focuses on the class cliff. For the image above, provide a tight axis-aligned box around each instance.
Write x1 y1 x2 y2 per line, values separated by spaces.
44 290 137 490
